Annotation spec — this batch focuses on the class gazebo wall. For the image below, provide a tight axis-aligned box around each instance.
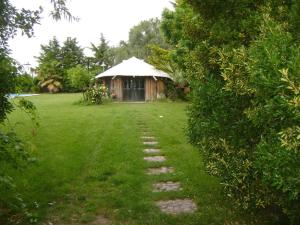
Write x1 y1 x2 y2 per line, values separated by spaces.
102 76 167 101
111 78 123 100
145 77 156 101
145 78 166 101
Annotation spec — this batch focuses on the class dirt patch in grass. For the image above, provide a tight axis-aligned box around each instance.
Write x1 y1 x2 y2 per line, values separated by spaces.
90 215 110 225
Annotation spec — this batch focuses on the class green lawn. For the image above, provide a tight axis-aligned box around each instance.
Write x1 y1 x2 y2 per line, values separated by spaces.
5 94 250 225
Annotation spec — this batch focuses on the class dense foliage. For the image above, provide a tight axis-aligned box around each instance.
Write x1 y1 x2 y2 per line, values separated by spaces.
112 18 169 64
89 34 114 73
67 65 92 91
0 0 74 223
147 45 187 100
35 34 114 92
34 18 171 93
15 73 34 93
36 37 84 92
0 54 17 122
162 0 300 223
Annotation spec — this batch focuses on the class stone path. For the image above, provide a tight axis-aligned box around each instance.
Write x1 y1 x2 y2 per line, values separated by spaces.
143 148 161 154
153 181 182 192
90 215 110 225
139 121 197 215
144 156 166 162
141 136 156 140
156 199 197 214
143 141 158 145
147 167 174 175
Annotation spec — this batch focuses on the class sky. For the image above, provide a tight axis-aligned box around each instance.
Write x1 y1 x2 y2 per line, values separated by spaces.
8 0 173 70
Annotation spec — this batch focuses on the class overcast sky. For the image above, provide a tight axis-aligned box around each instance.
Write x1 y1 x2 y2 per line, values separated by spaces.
8 0 173 69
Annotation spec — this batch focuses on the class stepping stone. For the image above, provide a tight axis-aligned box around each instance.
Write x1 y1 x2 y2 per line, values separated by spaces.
156 199 197 214
143 141 158 145
143 149 161 154
142 130 151 134
90 215 109 225
153 181 182 192
141 136 156 140
147 167 174 175
144 156 166 162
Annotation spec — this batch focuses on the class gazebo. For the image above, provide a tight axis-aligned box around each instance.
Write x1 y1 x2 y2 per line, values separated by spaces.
95 57 172 101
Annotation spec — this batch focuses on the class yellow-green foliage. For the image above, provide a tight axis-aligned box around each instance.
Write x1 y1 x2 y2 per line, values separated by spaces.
162 1 300 223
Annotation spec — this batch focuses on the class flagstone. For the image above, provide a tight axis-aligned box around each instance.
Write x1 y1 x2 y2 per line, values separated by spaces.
156 199 197 214
144 156 166 162
147 167 174 175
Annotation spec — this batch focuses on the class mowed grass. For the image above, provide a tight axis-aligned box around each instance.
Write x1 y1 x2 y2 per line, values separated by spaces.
5 94 249 225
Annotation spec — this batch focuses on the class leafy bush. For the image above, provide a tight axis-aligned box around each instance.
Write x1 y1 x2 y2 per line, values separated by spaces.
0 98 39 224
0 54 17 123
247 17 300 223
15 73 34 93
82 85 108 105
165 80 187 101
162 1 300 223
0 130 37 224
0 52 39 225
0 1 74 223
67 65 92 91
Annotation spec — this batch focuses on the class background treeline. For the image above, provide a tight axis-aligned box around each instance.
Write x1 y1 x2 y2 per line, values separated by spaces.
25 18 180 94
160 0 300 224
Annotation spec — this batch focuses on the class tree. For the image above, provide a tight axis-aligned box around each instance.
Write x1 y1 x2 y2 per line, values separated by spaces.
90 34 114 74
161 0 300 223
61 37 84 90
36 36 84 92
36 37 64 92
61 37 84 69
39 74 63 93
111 41 131 65
0 0 41 123
147 45 187 100
147 45 184 84
111 18 169 64
128 18 168 60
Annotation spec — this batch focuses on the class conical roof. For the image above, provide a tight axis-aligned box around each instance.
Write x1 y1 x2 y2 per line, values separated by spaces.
95 57 171 79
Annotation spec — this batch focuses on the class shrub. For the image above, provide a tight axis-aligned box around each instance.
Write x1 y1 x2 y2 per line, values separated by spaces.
0 98 39 224
15 73 34 93
165 80 187 101
247 17 300 223
187 14 300 224
162 1 300 223
67 65 93 92
82 85 108 105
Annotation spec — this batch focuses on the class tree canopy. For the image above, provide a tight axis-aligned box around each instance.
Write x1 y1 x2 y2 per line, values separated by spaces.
112 18 169 64
89 34 114 73
36 37 85 92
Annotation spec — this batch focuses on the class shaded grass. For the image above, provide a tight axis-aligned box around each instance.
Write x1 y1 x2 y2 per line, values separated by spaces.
3 94 253 225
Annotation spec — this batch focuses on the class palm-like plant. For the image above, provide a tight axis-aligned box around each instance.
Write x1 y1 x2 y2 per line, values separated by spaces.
39 75 62 93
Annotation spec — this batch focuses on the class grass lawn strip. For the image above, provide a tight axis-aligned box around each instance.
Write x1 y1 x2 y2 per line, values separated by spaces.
5 94 257 224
